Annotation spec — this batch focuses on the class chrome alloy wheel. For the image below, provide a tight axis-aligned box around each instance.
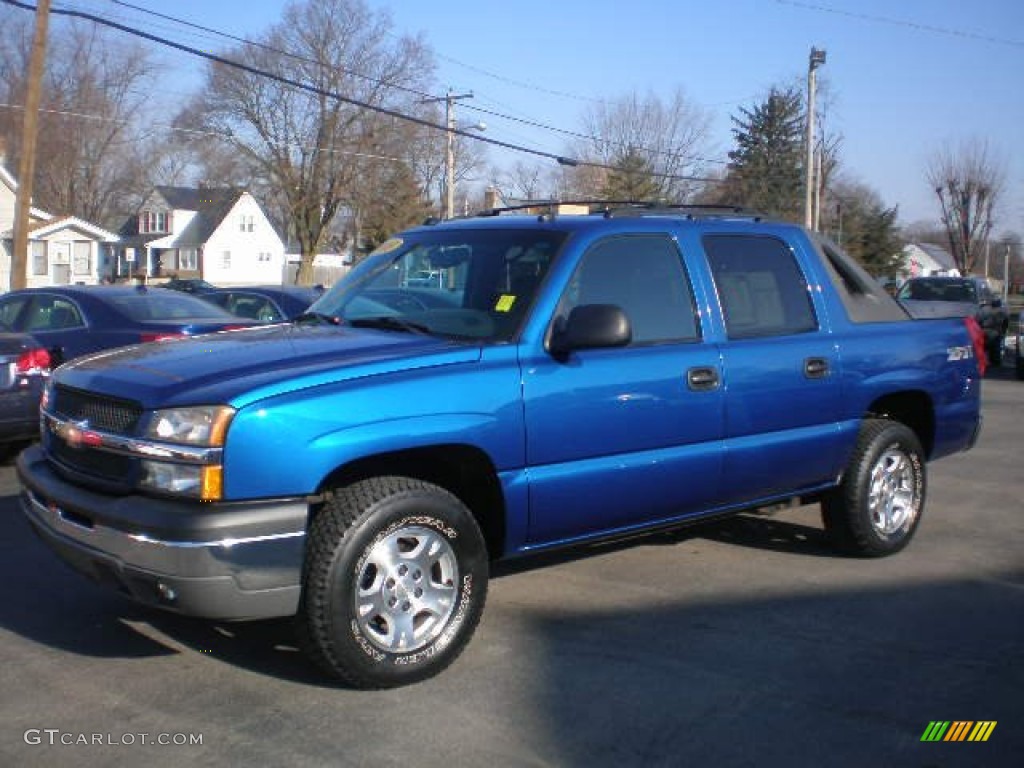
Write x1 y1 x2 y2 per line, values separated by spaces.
867 446 919 537
355 526 459 653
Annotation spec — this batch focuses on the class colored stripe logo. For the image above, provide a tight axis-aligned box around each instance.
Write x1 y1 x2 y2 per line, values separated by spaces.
921 721 997 742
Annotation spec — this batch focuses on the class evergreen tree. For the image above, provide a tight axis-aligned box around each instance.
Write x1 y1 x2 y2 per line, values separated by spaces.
602 148 662 202
824 182 904 277
358 162 432 252
713 86 805 220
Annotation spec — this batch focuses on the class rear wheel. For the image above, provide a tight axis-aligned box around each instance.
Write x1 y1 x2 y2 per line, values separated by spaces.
822 419 926 557
297 476 488 689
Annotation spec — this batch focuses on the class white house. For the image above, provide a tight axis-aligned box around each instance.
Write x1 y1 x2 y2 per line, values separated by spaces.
903 243 960 278
116 186 285 286
0 164 119 292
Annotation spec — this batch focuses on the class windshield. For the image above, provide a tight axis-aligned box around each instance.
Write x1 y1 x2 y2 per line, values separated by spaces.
307 228 567 341
897 279 977 303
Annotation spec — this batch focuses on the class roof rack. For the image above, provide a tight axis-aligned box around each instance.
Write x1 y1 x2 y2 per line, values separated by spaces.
469 200 767 221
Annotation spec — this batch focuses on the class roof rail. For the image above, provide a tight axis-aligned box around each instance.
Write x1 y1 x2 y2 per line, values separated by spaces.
599 202 765 220
469 200 767 221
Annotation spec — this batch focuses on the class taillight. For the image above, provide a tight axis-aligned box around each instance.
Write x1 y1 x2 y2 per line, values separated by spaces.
15 347 51 375
140 332 186 343
964 317 987 376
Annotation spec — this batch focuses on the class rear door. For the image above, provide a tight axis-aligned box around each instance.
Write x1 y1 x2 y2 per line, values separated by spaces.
521 232 724 545
703 233 844 505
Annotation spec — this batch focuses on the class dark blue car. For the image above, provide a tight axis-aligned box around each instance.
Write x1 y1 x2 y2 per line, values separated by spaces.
0 332 51 453
0 285 254 366
195 285 324 322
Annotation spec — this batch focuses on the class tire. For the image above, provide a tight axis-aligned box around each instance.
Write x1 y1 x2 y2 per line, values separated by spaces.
297 476 488 689
822 419 926 557
1016 347 1024 381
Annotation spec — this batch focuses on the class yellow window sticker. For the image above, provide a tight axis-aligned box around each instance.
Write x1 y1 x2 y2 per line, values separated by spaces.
495 295 517 313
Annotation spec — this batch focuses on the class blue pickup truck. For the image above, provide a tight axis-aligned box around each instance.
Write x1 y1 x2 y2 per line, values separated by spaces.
17 206 983 688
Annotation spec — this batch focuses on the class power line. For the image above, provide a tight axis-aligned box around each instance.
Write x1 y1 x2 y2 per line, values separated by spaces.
98 0 732 170
0 101 412 163
1 0 720 185
774 0 1024 49
430 50 605 105
461 101 731 167
101 0 439 102
99 0 729 167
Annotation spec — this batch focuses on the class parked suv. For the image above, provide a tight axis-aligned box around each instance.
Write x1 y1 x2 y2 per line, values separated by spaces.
897 275 1009 365
18 204 982 688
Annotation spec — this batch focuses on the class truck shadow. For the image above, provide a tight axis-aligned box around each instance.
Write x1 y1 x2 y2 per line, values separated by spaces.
1 489 839 687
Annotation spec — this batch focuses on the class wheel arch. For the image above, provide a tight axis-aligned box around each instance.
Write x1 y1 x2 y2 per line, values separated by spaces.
865 390 935 458
314 444 507 559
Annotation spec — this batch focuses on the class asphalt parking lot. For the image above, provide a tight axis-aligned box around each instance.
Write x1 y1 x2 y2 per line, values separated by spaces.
0 370 1020 767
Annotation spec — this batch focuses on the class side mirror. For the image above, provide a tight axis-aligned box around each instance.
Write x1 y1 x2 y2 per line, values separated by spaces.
549 304 631 360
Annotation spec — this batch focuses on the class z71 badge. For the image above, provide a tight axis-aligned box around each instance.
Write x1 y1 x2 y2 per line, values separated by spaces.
947 345 974 362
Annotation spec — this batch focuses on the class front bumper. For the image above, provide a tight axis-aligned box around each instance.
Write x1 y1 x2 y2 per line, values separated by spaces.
17 445 308 620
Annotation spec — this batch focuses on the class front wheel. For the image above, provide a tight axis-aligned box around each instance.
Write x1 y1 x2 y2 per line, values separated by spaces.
297 477 488 689
822 419 926 557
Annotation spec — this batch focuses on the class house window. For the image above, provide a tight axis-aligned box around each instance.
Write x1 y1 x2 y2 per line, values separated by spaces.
139 211 169 234
221 251 231 269
240 215 254 233
180 248 198 271
73 242 91 275
31 241 47 275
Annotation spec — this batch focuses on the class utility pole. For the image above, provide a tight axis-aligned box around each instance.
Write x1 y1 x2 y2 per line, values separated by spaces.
11 0 51 291
804 47 826 230
421 90 474 219
1003 243 1010 303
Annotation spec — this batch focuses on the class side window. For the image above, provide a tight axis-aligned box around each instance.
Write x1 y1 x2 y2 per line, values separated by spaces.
25 296 84 331
557 235 699 344
704 235 817 339
0 297 29 330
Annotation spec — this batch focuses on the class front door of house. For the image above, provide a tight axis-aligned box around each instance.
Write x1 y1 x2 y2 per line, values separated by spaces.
52 242 72 284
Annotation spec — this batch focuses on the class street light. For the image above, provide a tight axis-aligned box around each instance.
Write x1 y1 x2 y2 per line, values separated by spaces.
805 46 826 230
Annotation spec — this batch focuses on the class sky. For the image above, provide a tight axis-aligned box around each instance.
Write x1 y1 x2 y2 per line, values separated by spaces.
58 0 1024 234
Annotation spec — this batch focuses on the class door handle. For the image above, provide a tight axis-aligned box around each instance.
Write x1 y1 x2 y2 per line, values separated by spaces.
804 357 830 379
687 366 720 391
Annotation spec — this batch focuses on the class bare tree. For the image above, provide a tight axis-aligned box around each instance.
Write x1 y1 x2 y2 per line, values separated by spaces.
487 160 548 203
926 138 1005 275
403 103 487 218
0 13 161 227
567 88 712 202
176 0 434 283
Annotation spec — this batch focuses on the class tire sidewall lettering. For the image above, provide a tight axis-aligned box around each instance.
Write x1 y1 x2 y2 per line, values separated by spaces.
348 512 472 668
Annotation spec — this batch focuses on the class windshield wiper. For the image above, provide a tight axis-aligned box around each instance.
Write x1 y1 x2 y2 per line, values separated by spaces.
347 316 431 335
294 311 342 326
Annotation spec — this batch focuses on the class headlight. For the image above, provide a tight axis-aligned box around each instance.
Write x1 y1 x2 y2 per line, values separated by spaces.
139 406 232 500
140 461 222 500
144 406 235 446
